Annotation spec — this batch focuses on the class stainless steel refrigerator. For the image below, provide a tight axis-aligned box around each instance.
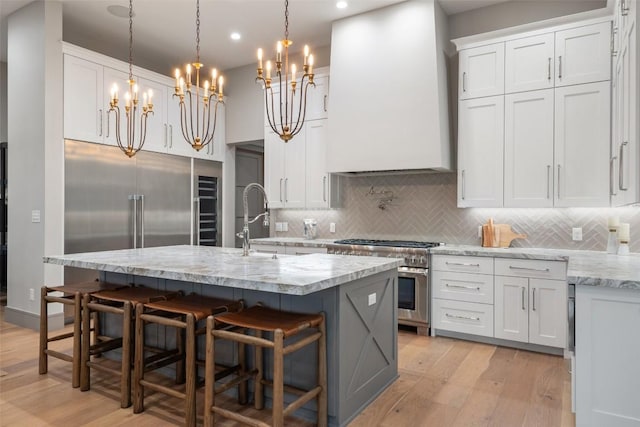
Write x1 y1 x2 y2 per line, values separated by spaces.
64 140 222 286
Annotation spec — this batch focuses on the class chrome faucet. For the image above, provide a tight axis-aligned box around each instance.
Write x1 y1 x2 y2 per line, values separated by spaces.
236 183 270 256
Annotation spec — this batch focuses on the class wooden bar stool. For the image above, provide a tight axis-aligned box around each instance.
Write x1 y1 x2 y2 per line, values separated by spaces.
133 293 244 427
39 280 125 388
204 305 327 427
80 286 180 408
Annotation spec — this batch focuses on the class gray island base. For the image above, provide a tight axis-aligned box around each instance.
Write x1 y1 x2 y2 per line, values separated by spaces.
44 245 401 426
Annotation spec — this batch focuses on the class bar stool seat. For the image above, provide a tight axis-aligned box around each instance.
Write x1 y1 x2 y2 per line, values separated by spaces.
81 286 180 408
204 305 327 427
133 293 244 427
39 280 126 388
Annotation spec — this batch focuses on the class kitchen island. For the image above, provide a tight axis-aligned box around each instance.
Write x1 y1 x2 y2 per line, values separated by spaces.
44 245 402 427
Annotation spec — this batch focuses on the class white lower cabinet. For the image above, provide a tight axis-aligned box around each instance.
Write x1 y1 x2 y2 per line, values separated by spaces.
494 276 567 347
432 254 568 351
432 299 494 338
576 285 640 426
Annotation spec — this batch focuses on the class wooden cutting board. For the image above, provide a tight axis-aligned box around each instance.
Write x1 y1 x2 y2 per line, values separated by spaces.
494 224 527 247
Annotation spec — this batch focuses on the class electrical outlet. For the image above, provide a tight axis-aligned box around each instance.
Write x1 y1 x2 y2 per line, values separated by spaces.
368 293 376 306
572 227 583 241
31 210 41 223
29 288 35 301
330 223 336 233
282 222 288 232
478 225 483 238
275 222 283 232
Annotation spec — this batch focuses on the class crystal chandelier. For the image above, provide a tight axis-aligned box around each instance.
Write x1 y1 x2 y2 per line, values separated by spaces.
107 0 153 158
172 0 224 152
256 0 315 142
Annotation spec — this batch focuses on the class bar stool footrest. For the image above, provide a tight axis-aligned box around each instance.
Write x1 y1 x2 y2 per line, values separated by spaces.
211 406 271 427
45 349 74 363
139 379 187 400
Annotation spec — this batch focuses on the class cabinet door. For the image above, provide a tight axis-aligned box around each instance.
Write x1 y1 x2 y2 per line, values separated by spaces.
494 276 529 343
64 55 104 144
208 102 226 163
102 67 130 148
305 120 329 208
305 76 329 121
504 89 554 207
166 89 197 158
619 17 639 205
136 77 168 154
459 43 505 99
555 22 611 87
528 279 567 348
505 33 555 93
264 128 285 208
283 126 306 208
458 96 504 207
458 43 504 99
191 99 225 162
554 82 610 207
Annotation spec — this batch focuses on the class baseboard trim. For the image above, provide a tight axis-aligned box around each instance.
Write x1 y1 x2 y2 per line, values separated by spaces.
432 329 564 356
4 306 63 331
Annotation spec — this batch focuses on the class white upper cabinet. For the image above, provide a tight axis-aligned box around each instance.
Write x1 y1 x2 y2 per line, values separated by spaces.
555 22 612 87
102 66 129 148
135 77 168 154
459 43 505 99
504 89 554 207
505 33 555 93
554 81 611 207
305 76 329 121
458 96 504 207
264 129 286 209
264 127 305 209
305 120 329 208
64 55 104 144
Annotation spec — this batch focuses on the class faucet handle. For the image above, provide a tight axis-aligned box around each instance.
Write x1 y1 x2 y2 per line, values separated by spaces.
236 231 244 239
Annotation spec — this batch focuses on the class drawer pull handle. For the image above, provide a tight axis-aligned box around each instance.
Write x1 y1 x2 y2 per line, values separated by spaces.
446 261 480 267
532 288 536 311
508 266 550 272
522 286 526 310
446 283 480 291
445 313 480 322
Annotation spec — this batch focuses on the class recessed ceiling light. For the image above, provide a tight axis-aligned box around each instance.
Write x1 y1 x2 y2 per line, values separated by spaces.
336 1 348 9
230 32 241 41
106 5 133 18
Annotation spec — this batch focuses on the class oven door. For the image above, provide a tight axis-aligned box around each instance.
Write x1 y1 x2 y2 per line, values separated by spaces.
397 266 429 332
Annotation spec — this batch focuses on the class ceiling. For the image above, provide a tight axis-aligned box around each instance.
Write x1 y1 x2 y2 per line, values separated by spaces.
1 0 512 73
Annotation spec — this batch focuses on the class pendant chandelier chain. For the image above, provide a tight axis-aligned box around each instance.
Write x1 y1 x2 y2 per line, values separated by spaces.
128 0 133 80
196 0 201 63
284 0 289 40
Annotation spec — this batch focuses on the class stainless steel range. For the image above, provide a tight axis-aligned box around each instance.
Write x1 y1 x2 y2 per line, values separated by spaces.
327 239 442 336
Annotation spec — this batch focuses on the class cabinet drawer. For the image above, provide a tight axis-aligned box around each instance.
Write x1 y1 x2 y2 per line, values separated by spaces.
432 299 494 338
495 258 566 280
431 255 494 275
432 271 494 304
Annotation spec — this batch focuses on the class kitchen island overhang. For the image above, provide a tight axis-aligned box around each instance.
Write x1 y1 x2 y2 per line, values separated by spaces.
44 245 402 427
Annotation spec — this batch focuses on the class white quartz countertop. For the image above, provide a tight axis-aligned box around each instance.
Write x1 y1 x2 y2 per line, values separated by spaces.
43 245 401 295
430 245 640 290
250 238 336 248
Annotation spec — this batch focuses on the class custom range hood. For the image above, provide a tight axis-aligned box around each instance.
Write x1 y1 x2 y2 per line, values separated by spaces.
327 0 452 174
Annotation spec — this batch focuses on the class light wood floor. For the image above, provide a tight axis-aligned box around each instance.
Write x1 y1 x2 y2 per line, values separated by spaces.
0 307 574 426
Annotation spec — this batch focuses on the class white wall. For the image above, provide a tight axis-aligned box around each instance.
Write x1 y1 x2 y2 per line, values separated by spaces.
6 1 64 329
448 0 607 40
0 61 6 142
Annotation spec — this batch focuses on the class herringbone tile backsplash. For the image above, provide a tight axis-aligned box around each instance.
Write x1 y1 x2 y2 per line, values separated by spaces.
272 173 640 252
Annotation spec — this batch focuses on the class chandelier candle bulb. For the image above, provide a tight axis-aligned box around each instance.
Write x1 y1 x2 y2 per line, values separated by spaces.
277 41 282 63
174 69 180 88
266 60 272 80
218 76 224 97
304 45 309 65
258 48 263 69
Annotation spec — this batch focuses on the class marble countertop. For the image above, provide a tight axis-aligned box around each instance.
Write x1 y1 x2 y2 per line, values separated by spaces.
43 245 401 296
250 237 336 248
430 245 640 290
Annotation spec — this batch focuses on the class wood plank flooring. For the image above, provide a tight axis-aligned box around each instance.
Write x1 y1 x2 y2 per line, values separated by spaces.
0 307 574 426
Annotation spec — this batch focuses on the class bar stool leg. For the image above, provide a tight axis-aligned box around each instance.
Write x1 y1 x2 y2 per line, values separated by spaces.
72 292 82 388
121 301 132 408
39 287 48 375
273 329 285 427
133 303 145 414
185 314 196 427
238 337 247 405
254 329 264 410
81 294 91 392
203 316 215 427
176 324 185 384
318 314 328 427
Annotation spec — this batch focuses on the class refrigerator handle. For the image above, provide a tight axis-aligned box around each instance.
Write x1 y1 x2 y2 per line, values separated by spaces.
194 197 201 245
128 194 138 248
140 195 145 248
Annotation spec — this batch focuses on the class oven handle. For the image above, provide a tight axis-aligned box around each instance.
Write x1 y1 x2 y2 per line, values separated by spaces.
398 266 428 276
